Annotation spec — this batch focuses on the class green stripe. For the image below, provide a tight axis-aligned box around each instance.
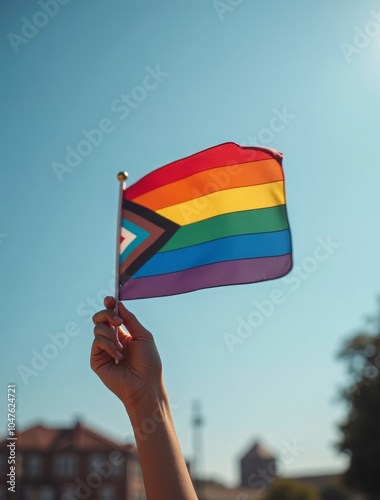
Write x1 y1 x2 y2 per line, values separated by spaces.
159 205 289 253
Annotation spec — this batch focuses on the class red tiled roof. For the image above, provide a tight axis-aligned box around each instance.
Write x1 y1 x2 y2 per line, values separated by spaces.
0 422 136 453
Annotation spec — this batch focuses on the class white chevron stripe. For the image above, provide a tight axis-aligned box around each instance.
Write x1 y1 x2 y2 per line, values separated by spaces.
120 226 137 254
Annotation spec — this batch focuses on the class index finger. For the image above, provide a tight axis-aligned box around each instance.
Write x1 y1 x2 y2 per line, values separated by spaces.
92 308 123 327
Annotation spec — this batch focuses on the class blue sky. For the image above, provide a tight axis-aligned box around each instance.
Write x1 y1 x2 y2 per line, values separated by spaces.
1 0 380 486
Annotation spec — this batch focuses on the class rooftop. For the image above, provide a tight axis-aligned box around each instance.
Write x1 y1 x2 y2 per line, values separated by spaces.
241 441 276 461
0 421 135 453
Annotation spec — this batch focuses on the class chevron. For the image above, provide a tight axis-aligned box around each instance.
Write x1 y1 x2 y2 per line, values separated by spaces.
119 199 180 286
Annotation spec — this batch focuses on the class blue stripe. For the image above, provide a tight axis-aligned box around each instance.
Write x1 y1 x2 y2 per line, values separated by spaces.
120 219 150 264
134 229 291 278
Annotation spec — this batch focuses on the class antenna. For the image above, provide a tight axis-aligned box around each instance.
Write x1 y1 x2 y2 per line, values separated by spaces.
192 400 205 499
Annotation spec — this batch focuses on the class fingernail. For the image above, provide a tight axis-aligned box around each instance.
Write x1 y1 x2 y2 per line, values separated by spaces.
115 350 123 359
113 316 123 323
117 341 124 351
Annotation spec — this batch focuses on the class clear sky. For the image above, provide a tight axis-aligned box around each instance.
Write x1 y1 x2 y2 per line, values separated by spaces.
1 0 380 486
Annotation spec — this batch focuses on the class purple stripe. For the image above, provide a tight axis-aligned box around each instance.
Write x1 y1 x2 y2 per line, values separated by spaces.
119 254 292 300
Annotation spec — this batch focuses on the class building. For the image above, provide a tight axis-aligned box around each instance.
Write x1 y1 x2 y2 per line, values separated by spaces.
240 441 277 488
0 421 146 500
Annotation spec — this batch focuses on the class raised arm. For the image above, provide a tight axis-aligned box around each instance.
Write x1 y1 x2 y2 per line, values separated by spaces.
90 296 198 500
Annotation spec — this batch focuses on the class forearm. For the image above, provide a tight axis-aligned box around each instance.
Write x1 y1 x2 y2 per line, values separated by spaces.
124 383 198 500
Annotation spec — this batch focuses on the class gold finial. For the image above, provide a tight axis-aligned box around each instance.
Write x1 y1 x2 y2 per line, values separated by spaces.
117 172 128 181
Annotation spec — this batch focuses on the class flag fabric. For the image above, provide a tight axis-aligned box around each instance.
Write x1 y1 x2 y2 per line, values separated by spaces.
119 142 292 300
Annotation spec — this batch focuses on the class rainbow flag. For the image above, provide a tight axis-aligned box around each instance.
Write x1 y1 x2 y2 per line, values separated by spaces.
119 142 292 299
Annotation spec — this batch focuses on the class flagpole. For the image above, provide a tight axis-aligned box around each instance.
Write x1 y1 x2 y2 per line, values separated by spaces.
115 171 128 364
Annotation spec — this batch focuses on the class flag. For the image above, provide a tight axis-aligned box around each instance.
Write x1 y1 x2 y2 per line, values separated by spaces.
119 142 292 300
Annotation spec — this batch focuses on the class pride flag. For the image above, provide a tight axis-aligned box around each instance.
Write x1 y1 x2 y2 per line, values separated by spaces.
119 142 292 299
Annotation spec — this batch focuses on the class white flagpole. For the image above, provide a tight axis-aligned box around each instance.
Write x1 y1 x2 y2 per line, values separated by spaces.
115 172 128 364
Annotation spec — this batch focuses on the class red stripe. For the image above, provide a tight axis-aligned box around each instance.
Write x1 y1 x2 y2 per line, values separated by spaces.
124 142 282 200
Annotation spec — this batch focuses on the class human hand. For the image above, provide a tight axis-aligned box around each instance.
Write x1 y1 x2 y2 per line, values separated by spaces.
90 297 163 409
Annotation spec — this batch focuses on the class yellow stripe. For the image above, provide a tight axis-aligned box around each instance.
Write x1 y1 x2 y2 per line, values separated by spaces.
157 181 285 225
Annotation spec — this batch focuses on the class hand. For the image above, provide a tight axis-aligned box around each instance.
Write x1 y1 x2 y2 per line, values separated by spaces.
90 297 163 408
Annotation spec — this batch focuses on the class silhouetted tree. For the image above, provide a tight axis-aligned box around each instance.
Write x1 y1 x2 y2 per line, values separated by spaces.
337 299 380 499
265 478 319 500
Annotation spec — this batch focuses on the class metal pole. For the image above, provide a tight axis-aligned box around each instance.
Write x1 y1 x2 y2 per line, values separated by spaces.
192 400 204 499
114 172 128 364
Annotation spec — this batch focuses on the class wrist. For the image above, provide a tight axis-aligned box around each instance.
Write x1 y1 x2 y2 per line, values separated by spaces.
123 381 170 430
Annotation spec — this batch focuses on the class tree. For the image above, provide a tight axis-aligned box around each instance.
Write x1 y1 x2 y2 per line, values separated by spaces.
337 299 380 499
265 479 319 500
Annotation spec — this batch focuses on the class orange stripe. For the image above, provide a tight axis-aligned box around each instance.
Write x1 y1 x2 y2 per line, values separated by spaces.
133 159 283 211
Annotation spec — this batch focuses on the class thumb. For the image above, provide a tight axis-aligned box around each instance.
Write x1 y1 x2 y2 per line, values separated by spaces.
118 302 154 341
